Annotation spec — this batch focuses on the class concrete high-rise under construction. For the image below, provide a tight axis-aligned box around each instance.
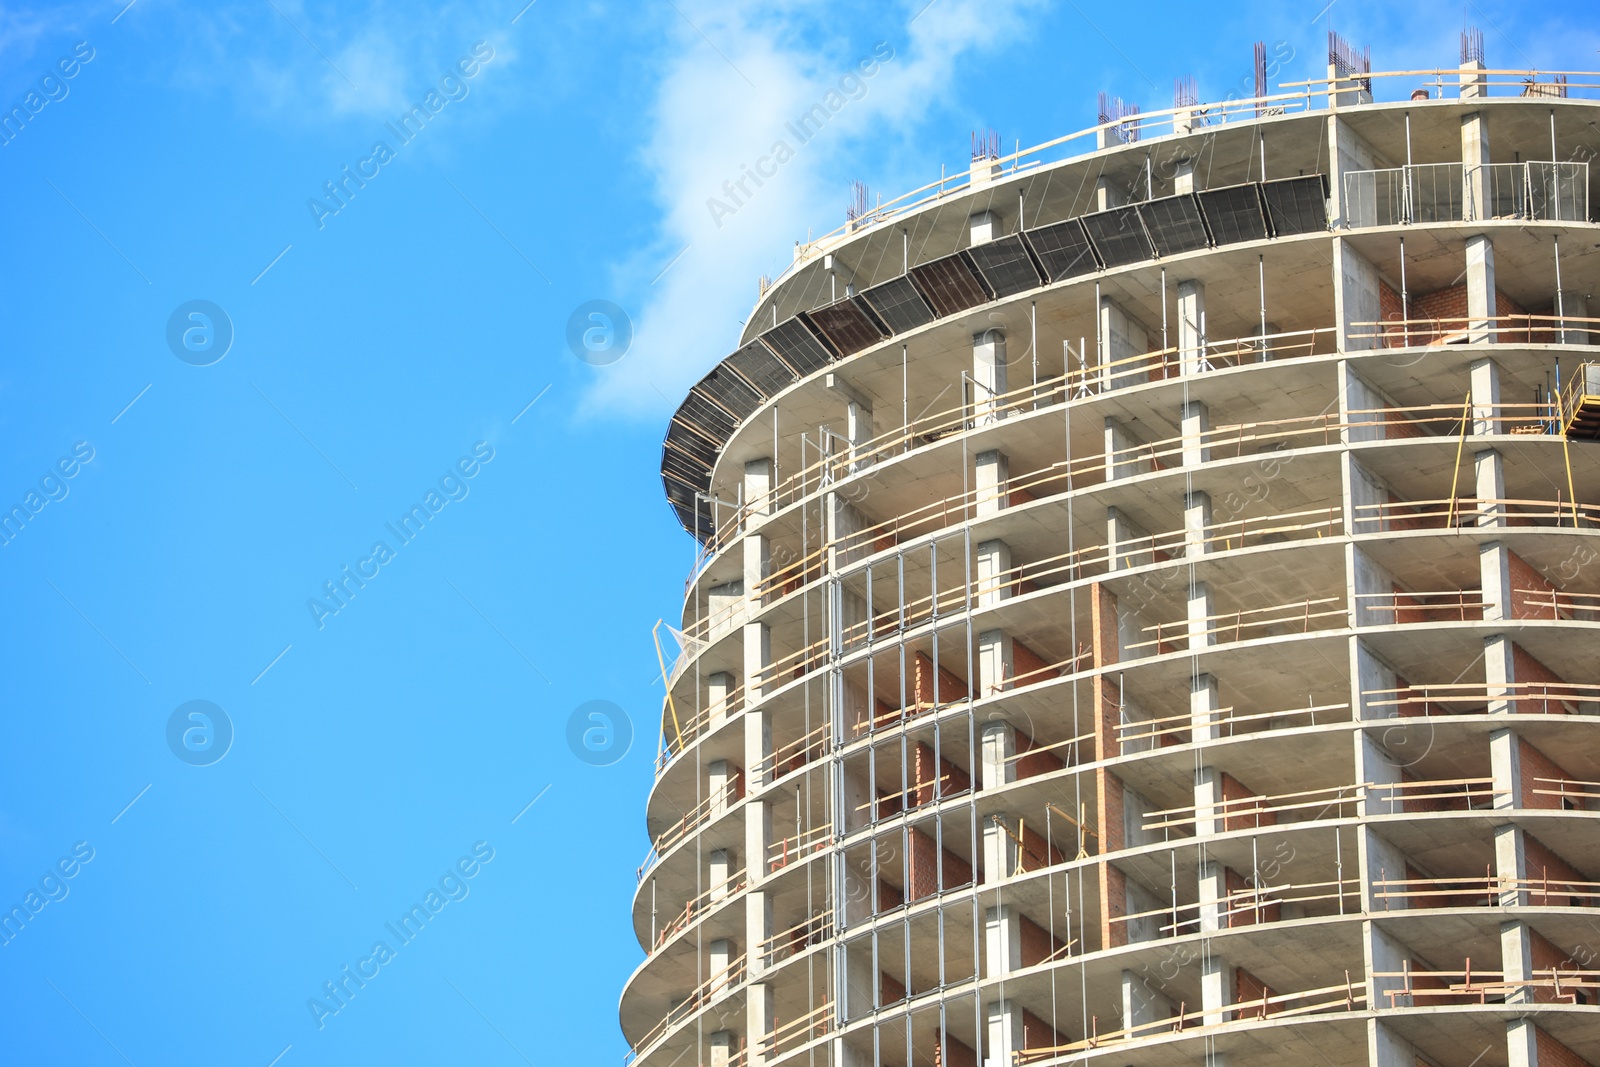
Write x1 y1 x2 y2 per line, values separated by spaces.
624 36 1600 1067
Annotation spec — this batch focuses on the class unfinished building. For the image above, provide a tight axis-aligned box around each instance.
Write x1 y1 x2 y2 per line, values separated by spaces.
623 36 1600 1067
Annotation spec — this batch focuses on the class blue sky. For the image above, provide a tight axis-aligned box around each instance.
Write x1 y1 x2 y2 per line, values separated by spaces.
0 0 1595 1063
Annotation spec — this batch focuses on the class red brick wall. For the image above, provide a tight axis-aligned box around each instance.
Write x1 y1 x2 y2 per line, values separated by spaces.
1519 738 1577 809
1536 1027 1595 1067
1091 583 1120 760
1509 549 1558 620
1390 284 1530 346
1236 966 1269 1013
1015 729 1065 780
931 1032 977 1067
913 652 969 712
1019 913 1068 968
905 826 972 902
1225 867 1282 926
1528 928 1588 1004
1220 771 1277 830
1018 821 1068 874
880 969 906 1007
1513 643 1569 714
1020 1009 1067 1051
909 741 971 808
1523 832 1590 906
1012 638 1053 686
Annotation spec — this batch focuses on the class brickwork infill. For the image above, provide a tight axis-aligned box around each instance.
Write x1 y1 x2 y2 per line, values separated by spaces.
1537 1026 1596 1067
1508 548 1559 620
1376 279 1532 346
1523 832 1590 906
904 825 972 902
1519 736 1579 809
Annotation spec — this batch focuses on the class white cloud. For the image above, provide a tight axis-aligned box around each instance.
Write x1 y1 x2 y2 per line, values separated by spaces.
584 0 1042 420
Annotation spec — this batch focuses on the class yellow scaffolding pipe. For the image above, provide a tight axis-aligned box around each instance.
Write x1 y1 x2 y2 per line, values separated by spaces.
652 620 684 752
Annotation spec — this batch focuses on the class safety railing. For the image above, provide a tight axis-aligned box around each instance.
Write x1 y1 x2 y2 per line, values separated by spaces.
1125 595 1346 655
1375 962 1600 1006
1355 588 1485 623
1515 587 1600 622
761 1000 833 1060
759 909 833 967
1530 776 1600 808
1350 312 1600 349
1117 701 1351 745
1015 979 1364 1062
1365 680 1600 717
624 953 749 1064
637 779 743 883
768 823 834 873
1343 161 1589 228
695 326 1339 557
1111 875 1360 939
653 869 749 953
1144 777 1503 836
1352 495 1599 532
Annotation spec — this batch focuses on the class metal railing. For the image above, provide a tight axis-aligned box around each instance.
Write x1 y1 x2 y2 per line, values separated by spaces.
1345 161 1589 227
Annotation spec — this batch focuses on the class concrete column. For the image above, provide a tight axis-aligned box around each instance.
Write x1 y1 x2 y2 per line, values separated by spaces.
1184 490 1212 559
1353 639 1398 720
742 622 771 702
1486 633 1517 716
1496 823 1528 906
745 886 773 976
1181 400 1210 466
975 449 1009 517
1462 110 1491 222
983 812 1019 888
1095 175 1120 209
1124 968 1166 1035
1562 292 1590 345
1198 860 1226 932
1173 157 1196 194
1471 357 1503 436
1507 1019 1539 1067
709 847 733 903
979 719 1017 791
1501 919 1535 1004
708 580 744 640
1476 447 1506 526
709 759 734 817
1348 542 1395 628
1099 297 1150 389
1466 235 1498 342
1459 58 1488 99
1333 239 1382 352
1481 542 1513 622
1327 59 1371 109
1195 766 1226 837
709 1030 734 1067
977 629 1014 698
826 375 874 474
746 982 774 1067
707 671 734 730
976 539 1013 608
985 999 1021 1067
1178 279 1207 376
1490 727 1524 812
985 905 1022 976
743 531 769 613
1201 955 1235 1026
1104 417 1145 481
969 210 1000 246
1187 580 1214 649
1191 673 1223 742
1366 1020 1417 1067
744 457 775 526
1106 507 1151 572
1364 922 1411 1011
1355 730 1402 818
709 937 734 996
973 329 1008 425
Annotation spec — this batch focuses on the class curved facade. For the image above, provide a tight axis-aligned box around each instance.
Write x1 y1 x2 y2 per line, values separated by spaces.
626 60 1600 1067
